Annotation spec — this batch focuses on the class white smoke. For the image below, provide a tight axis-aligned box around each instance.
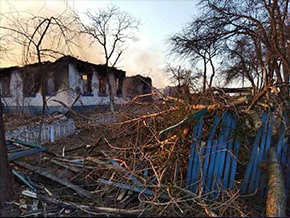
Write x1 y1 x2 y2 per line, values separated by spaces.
0 0 170 88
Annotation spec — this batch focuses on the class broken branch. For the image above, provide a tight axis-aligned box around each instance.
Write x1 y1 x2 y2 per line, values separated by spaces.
52 99 91 120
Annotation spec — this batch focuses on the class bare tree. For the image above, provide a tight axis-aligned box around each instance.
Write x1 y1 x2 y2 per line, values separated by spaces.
170 17 220 93
1 9 80 143
0 8 80 211
220 36 261 92
165 63 200 90
0 97 16 216
0 31 16 216
80 4 139 112
169 0 290 107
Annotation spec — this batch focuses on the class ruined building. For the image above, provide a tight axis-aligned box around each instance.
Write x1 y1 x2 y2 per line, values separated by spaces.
0 55 152 114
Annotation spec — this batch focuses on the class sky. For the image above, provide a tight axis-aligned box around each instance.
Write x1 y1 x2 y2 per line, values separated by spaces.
0 0 200 88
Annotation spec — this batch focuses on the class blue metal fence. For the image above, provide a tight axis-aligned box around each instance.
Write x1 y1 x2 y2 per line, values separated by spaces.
186 110 289 200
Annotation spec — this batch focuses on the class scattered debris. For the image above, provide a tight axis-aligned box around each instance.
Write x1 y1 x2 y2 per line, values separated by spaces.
6 87 289 217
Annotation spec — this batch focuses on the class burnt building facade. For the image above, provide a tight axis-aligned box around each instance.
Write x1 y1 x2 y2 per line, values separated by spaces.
0 55 152 114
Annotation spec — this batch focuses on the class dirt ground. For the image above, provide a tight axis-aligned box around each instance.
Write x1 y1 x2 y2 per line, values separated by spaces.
2 95 278 217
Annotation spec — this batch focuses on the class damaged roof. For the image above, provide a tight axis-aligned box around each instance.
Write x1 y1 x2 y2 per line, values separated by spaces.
0 55 126 78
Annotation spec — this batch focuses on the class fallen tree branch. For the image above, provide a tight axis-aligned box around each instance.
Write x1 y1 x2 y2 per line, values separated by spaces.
113 106 181 125
158 108 208 138
246 79 276 111
52 99 91 120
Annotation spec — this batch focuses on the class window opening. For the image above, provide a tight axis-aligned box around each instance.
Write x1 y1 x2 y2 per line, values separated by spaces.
0 74 11 97
46 71 57 96
81 73 92 94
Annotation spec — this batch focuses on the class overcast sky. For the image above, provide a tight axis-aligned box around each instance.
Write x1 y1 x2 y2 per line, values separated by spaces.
0 0 200 88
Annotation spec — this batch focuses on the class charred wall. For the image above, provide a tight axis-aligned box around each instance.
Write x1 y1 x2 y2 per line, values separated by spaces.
122 75 152 100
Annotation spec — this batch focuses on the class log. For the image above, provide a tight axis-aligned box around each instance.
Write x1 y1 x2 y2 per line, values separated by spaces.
266 147 286 217
246 78 275 111
244 110 262 130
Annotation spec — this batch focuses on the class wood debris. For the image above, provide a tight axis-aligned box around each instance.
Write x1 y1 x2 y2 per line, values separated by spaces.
6 84 288 217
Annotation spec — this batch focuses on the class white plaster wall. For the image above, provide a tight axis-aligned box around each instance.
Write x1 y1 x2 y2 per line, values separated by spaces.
23 92 42 106
2 71 23 109
10 71 23 104
3 62 123 114
68 63 116 106
68 63 81 94
3 70 72 113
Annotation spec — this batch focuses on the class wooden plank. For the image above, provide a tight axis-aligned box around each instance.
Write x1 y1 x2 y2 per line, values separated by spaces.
190 114 205 193
250 113 269 193
203 115 221 179
218 87 252 93
254 114 273 191
223 114 237 189
7 142 24 152
281 115 290 199
186 114 205 192
186 120 200 189
211 142 224 196
12 169 36 191
277 115 288 166
7 139 47 161
214 112 231 196
249 113 269 192
229 140 241 189
23 190 144 216
13 160 92 198
264 114 274 154
8 138 43 148
8 147 46 161
202 115 221 193
199 139 206 194
240 113 265 193
276 122 286 161
280 137 288 169
206 140 218 194
247 116 265 193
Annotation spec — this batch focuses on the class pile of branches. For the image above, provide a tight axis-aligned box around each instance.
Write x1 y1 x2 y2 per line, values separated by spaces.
11 83 284 217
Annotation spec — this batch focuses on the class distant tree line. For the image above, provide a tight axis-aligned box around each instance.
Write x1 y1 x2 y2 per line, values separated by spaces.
169 0 289 107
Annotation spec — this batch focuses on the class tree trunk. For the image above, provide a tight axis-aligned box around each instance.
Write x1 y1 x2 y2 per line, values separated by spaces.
0 97 15 215
266 147 286 217
203 56 207 93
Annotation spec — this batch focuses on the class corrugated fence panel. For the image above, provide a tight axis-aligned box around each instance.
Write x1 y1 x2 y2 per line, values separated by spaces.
186 112 242 199
186 111 289 200
186 113 205 193
202 114 221 193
